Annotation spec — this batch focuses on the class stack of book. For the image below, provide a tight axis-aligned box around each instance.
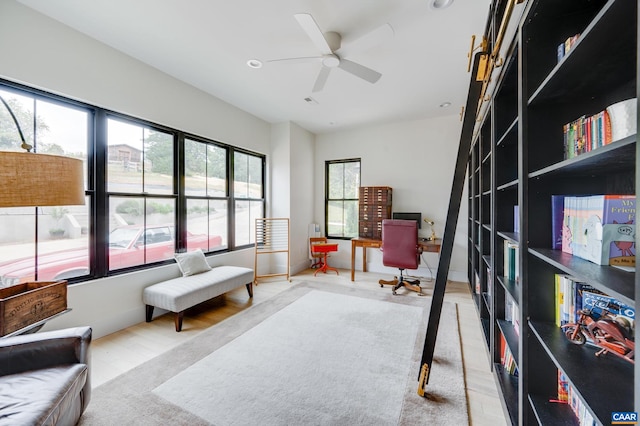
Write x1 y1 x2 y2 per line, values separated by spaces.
505 293 520 336
555 274 595 326
557 370 595 426
503 240 519 281
563 111 612 159
557 33 580 62
559 194 636 267
499 333 518 376
562 98 637 160
555 273 635 337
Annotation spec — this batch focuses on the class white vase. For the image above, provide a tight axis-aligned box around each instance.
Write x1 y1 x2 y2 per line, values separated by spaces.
606 98 637 142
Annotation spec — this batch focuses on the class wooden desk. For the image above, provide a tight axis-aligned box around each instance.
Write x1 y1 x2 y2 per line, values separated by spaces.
350 238 441 281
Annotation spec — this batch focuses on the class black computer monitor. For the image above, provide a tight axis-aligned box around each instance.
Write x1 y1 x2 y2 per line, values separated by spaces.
392 212 421 228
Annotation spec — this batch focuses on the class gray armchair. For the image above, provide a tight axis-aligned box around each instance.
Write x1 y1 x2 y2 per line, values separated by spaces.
0 326 92 426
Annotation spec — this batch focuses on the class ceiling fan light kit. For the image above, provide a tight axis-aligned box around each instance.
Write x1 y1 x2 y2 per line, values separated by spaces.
431 0 454 9
269 13 393 93
246 59 263 69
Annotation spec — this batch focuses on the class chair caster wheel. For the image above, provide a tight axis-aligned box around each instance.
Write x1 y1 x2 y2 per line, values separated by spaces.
392 290 397 295
380 283 384 288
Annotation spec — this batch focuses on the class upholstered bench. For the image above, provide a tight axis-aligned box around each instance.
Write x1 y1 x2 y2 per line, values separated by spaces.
142 250 254 331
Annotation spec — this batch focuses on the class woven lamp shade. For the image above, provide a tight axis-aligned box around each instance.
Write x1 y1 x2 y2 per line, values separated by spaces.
0 151 85 207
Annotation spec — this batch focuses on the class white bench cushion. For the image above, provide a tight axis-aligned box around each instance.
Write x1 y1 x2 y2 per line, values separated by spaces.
142 266 253 313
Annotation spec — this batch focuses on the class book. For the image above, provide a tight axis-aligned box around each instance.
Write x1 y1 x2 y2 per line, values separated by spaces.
562 195 636 265
557 370 569 403
555 274 563 327
555 274 601 326
503 240 519 281
551 195 565 250
581 291 635 327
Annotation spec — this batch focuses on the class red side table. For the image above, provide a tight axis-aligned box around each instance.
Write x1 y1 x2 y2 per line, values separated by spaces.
311 243 339 276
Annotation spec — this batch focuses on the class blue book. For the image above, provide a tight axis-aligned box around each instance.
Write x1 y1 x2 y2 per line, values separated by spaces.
582 291 635 323
551 195 565 250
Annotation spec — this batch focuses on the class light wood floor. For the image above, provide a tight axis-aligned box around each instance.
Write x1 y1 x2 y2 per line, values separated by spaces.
90 268 507 426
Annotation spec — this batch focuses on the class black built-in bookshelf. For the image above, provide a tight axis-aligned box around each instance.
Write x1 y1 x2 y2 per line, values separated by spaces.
467 0 637 424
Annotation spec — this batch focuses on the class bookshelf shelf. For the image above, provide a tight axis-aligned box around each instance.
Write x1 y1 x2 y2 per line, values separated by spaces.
528 394 579 426
529 248 634 306
495 364 519 426
497 275 519 303
530 321 634 423
467 0 637 423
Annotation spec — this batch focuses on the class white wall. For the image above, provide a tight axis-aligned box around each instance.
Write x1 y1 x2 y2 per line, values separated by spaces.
314 116 469 282
0 1 271 338
268 122 315 276
289 123 315 274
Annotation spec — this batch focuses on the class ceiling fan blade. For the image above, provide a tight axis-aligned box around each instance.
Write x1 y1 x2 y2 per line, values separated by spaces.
267 56 323 64
335 23 394 58
294 13 333 55
312 67 331 92
338 59 382 84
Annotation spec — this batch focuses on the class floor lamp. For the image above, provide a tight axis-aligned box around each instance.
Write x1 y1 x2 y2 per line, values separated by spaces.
0 94 85 288
0 94 85 208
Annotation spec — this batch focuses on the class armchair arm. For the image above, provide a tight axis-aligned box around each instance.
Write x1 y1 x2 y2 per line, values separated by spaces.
0 326 92 376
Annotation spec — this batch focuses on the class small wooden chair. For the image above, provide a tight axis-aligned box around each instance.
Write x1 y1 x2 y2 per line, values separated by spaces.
309 237 327 269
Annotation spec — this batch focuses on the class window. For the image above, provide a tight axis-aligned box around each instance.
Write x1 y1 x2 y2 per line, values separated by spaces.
107 118 176 271
326 159 360 239
185 138 228 252
0 80 266 286
233 151 265 247
0 87 91 285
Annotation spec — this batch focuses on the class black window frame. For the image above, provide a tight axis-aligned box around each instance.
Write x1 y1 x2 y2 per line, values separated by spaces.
0 79 266 284
325 158 361 240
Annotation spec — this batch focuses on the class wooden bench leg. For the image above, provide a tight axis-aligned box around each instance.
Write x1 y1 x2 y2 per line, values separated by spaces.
174 311 184 332
146 305 154 322
246 282 253 298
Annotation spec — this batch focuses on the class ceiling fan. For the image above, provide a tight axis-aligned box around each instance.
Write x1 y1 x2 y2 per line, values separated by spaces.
269 13 394 93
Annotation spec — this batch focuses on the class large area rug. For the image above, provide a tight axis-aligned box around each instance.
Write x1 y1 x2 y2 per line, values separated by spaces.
79 281 467 425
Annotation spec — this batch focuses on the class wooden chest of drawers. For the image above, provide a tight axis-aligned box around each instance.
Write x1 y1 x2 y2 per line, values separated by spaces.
358 186 392 238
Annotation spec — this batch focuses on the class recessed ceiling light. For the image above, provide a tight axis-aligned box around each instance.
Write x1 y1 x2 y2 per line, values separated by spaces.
431 0 454 9
246 59 263 69
440 101 452 108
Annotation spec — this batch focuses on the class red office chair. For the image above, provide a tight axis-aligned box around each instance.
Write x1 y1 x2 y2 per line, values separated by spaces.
378 219 423 295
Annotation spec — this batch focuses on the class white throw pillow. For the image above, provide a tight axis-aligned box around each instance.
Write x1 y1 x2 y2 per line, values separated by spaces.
174 249 212 277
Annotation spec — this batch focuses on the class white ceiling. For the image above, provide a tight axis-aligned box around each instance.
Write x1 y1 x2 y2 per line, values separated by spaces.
18 0 490 134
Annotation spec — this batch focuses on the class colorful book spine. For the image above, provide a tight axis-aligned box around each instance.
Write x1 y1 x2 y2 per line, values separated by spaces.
562 109 613 160
555 275 599 327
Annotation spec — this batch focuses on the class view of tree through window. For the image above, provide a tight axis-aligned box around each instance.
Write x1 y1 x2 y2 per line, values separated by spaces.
234 152 264 246
326 159 360 238
107 118 177 270
185 138 228 251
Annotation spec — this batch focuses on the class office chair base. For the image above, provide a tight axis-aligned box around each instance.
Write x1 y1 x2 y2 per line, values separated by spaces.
391 279 422 295
378 277 399 287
